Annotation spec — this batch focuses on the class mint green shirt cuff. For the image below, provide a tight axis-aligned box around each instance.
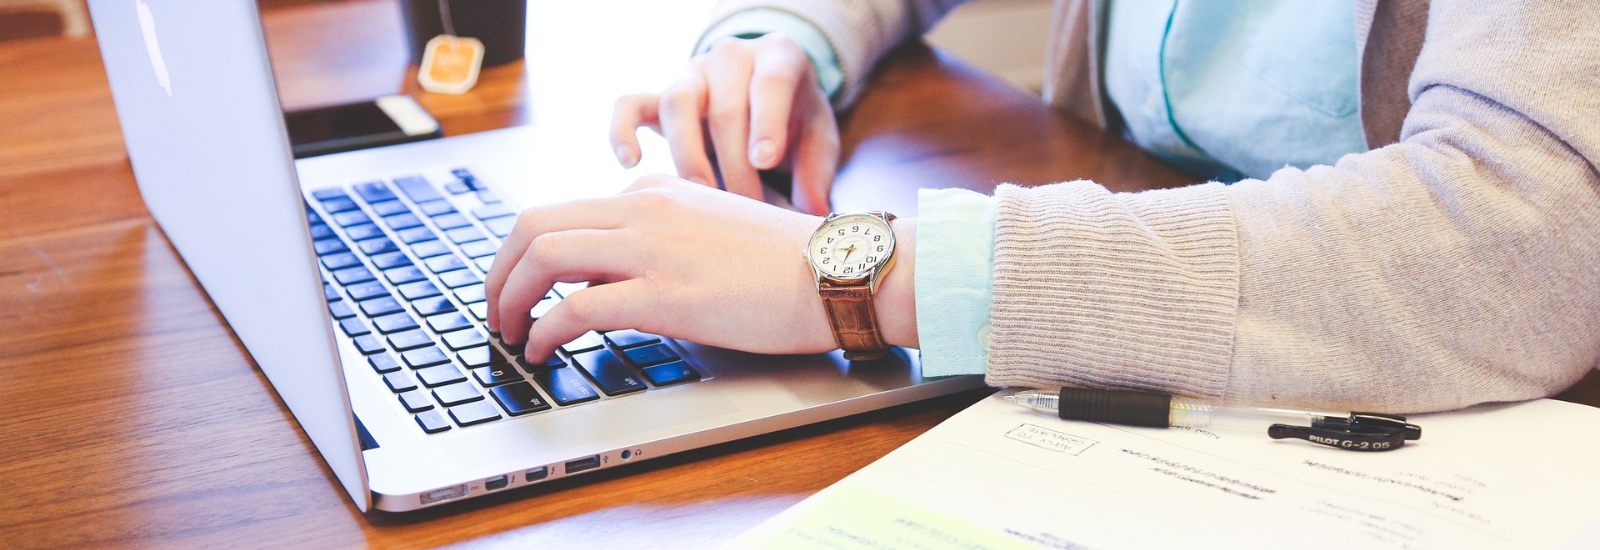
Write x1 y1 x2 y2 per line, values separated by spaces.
914 188 999 378
695 8 845 100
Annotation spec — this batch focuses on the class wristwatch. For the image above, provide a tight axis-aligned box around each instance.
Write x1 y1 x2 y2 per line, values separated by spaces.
804 211 898 361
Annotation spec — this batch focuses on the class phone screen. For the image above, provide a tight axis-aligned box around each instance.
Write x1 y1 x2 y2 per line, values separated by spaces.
283 96 441 158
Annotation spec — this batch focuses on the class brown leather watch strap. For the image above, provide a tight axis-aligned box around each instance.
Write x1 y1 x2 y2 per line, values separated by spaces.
819 282 889 361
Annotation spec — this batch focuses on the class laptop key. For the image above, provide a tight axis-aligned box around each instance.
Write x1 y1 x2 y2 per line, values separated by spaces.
443 329 488 351
484 217 516 238
371 251 412 270
417 364 467 387
532 367 600 406
339 318 370 337
368 353 401 374
623 343 680 367
424 254 467 274
373 312 420 334
448 401 501 427
358 237 399 256
604 329 660 349
561 331 606 354
517 354 565 373
426 313 472 334
346 281 389 301
477 190 500 204
353 334 386 355
402 346 451 369
353 181 397 203
368 199 409 217
359 296 404 317
309 223 335 241
312 188 349 201
313 238 349 256
320 252 361 271
383 213 424 231
432 383 483 407
387 329 433 351
458 345 511 368
397 226 438 244
472 364 522 387
398 390 433 413
332 266 375 286
454 284 486 304
415 410 451 433
642 361 700 386
399 280 442 301
393 175 444 203
384 265 428 286
571 349 647 396
344 223 385 241
459 240 498 259
323 282 341 302
410 239 450 258
445 181 471 195
328 300 356 320
432 213 472 230
490 382 551 416
472 202 514 220
439 270 481 289
468 302 488 321
383 371 418 392
417 200 455 216
332 211 371 227
474 256 495 272
412 296 458 317
529 297 558 320
321 197 358 213
446 226 485 244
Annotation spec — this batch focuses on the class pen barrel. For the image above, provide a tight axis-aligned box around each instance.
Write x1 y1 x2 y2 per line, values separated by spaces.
1054 388 1172 427
1168 397 1330 429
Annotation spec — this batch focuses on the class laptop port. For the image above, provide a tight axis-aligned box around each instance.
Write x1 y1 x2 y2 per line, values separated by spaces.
484 475 509 491
420 484 468 505
565 455 601 474
525 466 549 481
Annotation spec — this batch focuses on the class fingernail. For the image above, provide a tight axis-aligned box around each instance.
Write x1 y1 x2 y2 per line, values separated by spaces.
615 145 637 167
751 139 777 167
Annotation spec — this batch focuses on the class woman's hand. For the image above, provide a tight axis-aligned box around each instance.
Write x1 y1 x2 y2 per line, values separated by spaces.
486 176 921 364
610 34 840 216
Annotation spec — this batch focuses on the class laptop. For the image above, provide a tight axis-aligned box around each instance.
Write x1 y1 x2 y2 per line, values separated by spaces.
87 0 984 512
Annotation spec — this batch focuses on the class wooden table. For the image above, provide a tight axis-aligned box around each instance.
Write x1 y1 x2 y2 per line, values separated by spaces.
2 1 1596 548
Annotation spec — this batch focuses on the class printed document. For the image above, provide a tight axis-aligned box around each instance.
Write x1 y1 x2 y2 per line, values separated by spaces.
730 390 1600 549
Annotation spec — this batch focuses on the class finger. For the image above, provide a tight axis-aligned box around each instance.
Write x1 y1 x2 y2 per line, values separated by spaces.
496 229 640 347
701 46 764 201
746 39 809 170
610 93 660 168
657 68 718 187
485 197 640 332
790 93 840 216
523 279 652 364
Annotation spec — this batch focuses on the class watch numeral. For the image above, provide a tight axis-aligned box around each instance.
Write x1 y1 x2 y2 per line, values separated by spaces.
822 257 831 264
852 226 860 233
873 235 882 242
865 256 876 263
838 229 845 236
843 267 853 274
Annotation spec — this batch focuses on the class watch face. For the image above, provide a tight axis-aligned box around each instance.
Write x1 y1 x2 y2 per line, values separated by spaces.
808 213 894 279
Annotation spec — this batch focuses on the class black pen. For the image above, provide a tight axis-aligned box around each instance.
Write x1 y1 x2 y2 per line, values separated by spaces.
1006 388 1421 452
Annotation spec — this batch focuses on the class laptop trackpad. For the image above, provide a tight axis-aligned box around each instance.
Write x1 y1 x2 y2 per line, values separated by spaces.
441 385 741 473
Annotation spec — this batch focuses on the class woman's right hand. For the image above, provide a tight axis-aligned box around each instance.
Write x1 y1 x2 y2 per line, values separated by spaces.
609 33 840 216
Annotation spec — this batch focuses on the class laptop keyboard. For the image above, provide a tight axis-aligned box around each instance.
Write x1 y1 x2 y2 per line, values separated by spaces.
306 169 703 435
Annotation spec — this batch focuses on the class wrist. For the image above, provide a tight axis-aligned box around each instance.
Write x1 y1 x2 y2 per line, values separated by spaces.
875 218 917 348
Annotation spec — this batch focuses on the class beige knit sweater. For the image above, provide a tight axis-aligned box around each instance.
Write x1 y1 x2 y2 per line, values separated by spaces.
704 0 1600 413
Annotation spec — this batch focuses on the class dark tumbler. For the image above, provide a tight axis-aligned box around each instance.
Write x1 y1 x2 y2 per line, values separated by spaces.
400 0 528 67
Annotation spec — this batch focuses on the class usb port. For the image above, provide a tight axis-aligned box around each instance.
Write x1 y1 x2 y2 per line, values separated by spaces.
484 475 509 491
564 455 602 474
525 466 549 481
420 484 468 505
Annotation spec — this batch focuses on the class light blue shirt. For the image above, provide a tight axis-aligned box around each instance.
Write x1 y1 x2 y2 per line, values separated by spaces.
703 2 1367 378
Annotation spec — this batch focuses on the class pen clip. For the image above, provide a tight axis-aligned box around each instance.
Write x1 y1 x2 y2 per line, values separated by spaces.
1315 412 1422 441
1267 423 1409 452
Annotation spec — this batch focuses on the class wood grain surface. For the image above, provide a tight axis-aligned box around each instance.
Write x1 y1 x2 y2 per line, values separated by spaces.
1 1 1595 548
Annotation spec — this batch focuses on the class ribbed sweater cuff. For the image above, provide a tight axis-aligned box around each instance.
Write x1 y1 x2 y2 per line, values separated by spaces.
986 182 1240 398
702 1 878 109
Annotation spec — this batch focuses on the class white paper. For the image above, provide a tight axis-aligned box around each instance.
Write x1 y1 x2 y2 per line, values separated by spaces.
731 390 1600 550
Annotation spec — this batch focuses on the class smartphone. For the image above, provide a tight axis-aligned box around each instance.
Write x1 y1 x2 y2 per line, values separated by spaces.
284 95 443 159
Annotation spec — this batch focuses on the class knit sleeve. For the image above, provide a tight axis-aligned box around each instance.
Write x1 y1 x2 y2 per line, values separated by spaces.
985 0 1600 413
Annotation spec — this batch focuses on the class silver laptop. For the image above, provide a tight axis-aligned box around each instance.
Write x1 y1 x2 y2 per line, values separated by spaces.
88 0 983 512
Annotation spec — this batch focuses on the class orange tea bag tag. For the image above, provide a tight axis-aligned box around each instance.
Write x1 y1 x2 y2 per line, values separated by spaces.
418 35 484 95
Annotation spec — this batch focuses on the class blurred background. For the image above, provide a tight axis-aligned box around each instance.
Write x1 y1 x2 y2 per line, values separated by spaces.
0 0 1051 93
